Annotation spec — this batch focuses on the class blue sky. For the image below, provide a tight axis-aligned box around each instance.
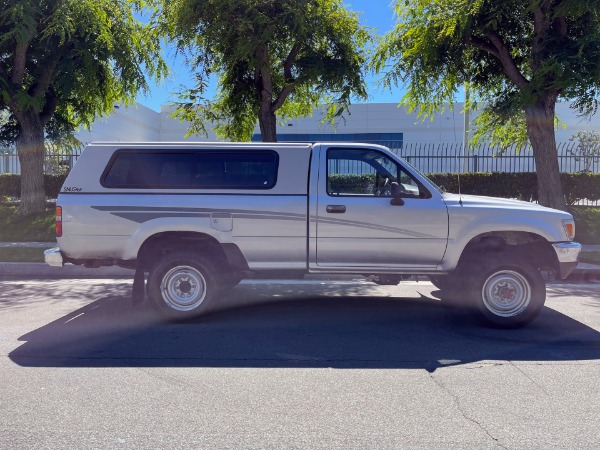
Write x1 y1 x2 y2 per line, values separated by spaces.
136 1 402 111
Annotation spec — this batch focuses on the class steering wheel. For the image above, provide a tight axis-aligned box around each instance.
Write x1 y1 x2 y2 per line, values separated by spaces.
373 174 390 196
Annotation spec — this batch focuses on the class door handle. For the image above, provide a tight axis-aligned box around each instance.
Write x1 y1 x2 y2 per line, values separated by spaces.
326 205 346 213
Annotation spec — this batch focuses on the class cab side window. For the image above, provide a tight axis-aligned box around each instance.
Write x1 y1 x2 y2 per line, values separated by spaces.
327 148 425 198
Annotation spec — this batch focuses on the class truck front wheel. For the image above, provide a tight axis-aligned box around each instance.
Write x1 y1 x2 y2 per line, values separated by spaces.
468 255 545 328
147 252 218 320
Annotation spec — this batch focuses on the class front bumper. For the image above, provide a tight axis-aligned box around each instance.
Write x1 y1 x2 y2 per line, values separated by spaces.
44 247 64 267
552 242 582 279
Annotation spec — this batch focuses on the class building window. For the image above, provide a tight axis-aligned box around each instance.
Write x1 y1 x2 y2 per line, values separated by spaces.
251 132 403 149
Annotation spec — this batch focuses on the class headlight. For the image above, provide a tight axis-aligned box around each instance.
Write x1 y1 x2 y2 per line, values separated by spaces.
562 219 575 241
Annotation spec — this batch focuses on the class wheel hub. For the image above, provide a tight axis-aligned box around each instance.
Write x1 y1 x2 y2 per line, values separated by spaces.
176 279 193 295
161 265 207 311
496 282 516 302
482 270 531 318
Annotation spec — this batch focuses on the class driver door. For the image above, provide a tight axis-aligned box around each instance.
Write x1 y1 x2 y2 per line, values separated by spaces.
315 147 448 269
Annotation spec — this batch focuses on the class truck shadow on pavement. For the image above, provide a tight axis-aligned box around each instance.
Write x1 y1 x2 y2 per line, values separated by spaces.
9 280 600 372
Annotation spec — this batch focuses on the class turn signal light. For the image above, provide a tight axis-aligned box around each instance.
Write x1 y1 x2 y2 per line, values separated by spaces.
563 220 575 241
56 206 62 237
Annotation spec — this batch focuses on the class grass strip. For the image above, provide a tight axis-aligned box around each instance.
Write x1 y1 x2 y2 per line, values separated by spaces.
0 247 47 262
0 205 56 242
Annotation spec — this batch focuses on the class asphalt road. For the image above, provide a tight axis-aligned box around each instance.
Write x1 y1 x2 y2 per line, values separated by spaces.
1 278 599 449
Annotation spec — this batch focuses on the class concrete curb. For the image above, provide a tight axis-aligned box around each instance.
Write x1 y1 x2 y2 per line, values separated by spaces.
0 262 134 279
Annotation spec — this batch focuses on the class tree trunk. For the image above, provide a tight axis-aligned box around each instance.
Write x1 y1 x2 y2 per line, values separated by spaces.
524 99 567 211
16 113 46 215
258 102 277 142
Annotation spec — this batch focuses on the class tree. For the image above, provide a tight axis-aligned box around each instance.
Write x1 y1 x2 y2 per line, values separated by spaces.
373 0 600 211
0 0 167 214
155 0 369 142
569 130 600 172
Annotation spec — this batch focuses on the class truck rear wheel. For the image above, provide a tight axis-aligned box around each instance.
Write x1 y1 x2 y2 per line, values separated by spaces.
468 254 545 328
147 252 218 320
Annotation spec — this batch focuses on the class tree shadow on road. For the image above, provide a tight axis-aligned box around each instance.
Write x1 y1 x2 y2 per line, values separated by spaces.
8 280 600 372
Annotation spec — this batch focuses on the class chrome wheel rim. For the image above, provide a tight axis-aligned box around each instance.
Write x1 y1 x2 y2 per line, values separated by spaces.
481 270 531 318
160 265 207 312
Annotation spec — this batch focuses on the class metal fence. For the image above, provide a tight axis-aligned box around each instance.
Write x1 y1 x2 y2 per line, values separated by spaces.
394 141 598 174
0 148 83 175
0 141 598 175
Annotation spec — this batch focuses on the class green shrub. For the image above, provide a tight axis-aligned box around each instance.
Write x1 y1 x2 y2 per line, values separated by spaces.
571 207 600 244
0 174 20 197
1 171 599 207
0 174 68 199
44 174 68 198
428 172 600 205
328 173 376 194
561 172 600 205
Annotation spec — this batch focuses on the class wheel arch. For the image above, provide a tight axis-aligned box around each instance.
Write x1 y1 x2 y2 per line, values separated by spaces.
136 231 248 274
455 231 559 275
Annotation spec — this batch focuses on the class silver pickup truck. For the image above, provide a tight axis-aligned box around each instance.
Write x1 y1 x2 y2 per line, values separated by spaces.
45 142 581 327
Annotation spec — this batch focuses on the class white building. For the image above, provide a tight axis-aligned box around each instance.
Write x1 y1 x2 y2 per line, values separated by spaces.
2 102 598 174
75 101 600 146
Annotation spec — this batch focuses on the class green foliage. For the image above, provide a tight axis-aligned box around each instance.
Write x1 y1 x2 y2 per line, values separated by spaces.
560 172 600 205
428 172 539 200
44 174 68 198
429 172 600 206
0 247 47 262
155 0 369 141
329 173 375 193
469 108 530 149
373 0 600 149
0 0 167 142
0 174 19 197
327 172 600 206
570 207 600 244
0 0 167 214
0 205 56 242
373 0 600 210
0 174 67 198
569 130 600 172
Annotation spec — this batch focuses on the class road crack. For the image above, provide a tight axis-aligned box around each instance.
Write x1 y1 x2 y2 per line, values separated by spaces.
509 361 550 396
428 371 508 449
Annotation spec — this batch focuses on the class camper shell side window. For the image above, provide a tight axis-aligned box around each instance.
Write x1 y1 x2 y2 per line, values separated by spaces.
101 149 279 189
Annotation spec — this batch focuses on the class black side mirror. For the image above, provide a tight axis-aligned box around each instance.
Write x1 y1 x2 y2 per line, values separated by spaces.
390 182 404 206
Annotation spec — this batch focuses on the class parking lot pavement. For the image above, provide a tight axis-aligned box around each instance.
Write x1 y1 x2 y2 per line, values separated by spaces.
1 279 599 448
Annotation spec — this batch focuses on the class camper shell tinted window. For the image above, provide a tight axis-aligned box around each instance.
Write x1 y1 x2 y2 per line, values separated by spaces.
101 150 279 189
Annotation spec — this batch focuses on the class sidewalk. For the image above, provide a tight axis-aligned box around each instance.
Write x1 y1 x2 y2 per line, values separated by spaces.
1 241 599 280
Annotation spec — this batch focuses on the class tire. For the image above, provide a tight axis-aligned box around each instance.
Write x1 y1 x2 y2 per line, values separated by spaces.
220 273 243 291
467 254 546 328
147 252 218 320
429 276 456 291
429 274 473 307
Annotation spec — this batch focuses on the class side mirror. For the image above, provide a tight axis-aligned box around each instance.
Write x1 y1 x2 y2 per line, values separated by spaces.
390 182 404 206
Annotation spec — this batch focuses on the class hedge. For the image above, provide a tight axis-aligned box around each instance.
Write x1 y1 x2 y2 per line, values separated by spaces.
1 172 600 205
427 172 600 205
0 174 68 199
329 172 600 205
